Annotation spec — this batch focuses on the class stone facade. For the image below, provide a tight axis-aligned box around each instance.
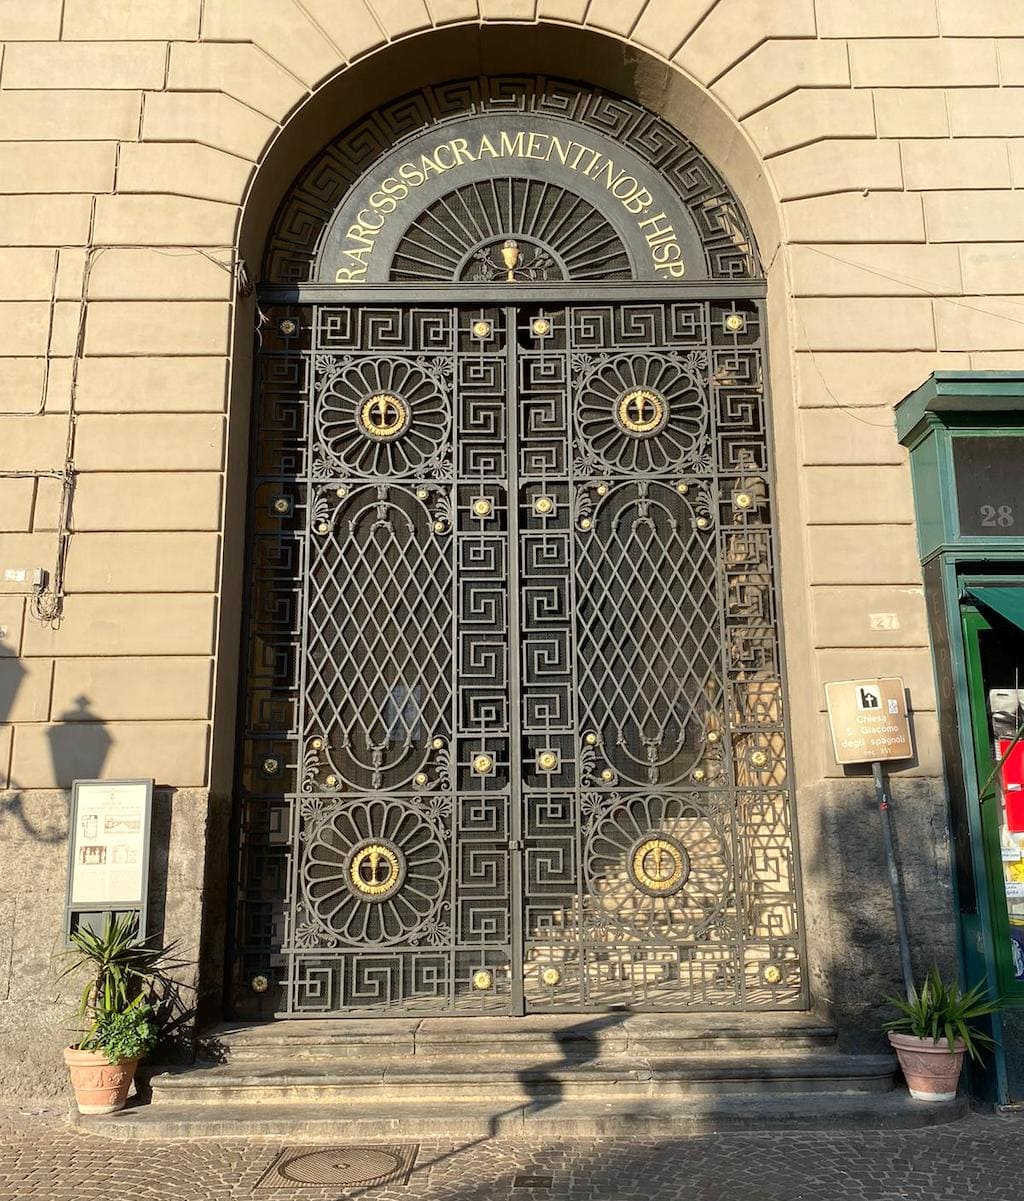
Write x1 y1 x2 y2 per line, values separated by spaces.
1 0 1021 1097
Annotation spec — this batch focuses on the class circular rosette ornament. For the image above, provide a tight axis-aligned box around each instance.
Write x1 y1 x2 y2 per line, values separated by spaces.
575 352 710 474
301 798 448 945
315 356 450 477
585 793 731 939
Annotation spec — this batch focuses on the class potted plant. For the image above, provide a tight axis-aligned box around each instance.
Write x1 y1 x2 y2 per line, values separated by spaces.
58 913 163 1115
883 967 1000 1101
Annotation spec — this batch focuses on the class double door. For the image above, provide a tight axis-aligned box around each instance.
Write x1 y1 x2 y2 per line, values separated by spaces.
278 299 802 1015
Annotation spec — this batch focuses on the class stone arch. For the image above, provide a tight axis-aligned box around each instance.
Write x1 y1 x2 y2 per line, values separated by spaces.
211 16 822 1022
219 24 803 798
233 24 783 276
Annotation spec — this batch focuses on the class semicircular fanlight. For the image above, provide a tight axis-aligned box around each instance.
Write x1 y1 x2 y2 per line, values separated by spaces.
389 177 631 283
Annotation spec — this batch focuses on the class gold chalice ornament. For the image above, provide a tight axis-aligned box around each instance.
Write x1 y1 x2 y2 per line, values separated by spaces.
501 239 521 282
628 833 689 898
346 840 406 902
615 387 669 437
358 392 409 441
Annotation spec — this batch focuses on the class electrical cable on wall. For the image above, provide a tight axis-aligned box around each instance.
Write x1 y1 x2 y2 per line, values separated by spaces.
2 241 247 628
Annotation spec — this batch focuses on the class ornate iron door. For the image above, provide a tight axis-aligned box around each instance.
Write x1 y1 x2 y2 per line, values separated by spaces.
290 304 519 1015
243 298 803 1016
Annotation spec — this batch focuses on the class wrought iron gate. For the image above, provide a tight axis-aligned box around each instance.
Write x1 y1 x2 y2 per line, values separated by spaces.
235 296 803 1017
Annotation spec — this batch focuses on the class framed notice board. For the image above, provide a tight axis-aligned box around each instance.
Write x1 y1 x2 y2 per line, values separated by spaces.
65 778 153 942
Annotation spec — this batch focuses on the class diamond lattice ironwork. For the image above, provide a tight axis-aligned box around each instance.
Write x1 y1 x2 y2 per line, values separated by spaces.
305 488 454 791
575 482 721 787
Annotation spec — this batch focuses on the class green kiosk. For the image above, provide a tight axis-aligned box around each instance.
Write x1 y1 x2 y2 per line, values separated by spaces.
897 371 1024 1104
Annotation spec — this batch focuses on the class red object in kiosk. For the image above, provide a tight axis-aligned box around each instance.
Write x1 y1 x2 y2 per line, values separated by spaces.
997 738 1024 833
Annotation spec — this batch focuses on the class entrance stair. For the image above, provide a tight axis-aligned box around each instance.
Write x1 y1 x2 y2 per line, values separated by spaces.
74 1012 967 1139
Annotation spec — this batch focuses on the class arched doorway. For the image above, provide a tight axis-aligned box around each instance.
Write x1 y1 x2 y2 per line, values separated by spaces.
230 76 804 1019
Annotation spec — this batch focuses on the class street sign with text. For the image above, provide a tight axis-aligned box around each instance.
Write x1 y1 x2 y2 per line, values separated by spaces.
825 678 913 765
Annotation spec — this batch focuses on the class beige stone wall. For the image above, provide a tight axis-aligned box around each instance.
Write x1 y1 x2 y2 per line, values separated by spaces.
1 0 1022 1082
2 0 1021 791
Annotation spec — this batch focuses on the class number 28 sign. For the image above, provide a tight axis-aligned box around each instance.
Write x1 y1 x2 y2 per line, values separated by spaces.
952 435 1024 539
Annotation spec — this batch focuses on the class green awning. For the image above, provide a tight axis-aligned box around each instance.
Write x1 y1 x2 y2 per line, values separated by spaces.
967 585 1024 633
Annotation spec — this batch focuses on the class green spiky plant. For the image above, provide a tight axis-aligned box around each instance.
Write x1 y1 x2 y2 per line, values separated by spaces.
57 914 164 1064
882 968 1001 1062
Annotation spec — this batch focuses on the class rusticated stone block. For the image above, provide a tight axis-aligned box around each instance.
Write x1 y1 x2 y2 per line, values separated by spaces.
744 89 875 158
0 0 62 38
799 408 908 466
938 0 1024 35
11 720 210 788
793 351 970 408
807 524 922 586
83 302 231 357
0 196 93 247
63 532 220 593
850 39 998 87
816 0 939 36
788 244 961 297
201 0 339 83
62 0 200 39
0 143 116 195
803 465 914 525
902 139 1011 191
50 657 213 722
874 89 949 137
960 244 1024 294
811 584 930 649
71 472 222 531
678 0 816 85
168 42 306 118
22 594 217 658
0 91 141 141
74 414 224 471
794 298 935 352
74 357 228 414
2 42 167 90
715 40 849 119
117 143 252 206
93 194 239 247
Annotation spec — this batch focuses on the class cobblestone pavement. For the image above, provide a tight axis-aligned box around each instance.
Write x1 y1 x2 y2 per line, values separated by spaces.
0 1104 1021 1201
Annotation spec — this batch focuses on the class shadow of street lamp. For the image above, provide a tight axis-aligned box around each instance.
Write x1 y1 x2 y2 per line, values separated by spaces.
47 695 112 787
0 649 25 780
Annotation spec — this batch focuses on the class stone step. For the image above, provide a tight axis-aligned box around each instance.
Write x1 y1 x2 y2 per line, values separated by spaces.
74 1091 969 1142
149 1051 895 1105
205 1012 837 1062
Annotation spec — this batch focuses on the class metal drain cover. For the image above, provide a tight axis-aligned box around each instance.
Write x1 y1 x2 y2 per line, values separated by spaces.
255 1144 418 1190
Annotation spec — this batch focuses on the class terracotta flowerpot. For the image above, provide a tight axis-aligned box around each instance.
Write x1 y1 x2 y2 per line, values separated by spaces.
887 1031 965 1101
64 1046 139 1115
